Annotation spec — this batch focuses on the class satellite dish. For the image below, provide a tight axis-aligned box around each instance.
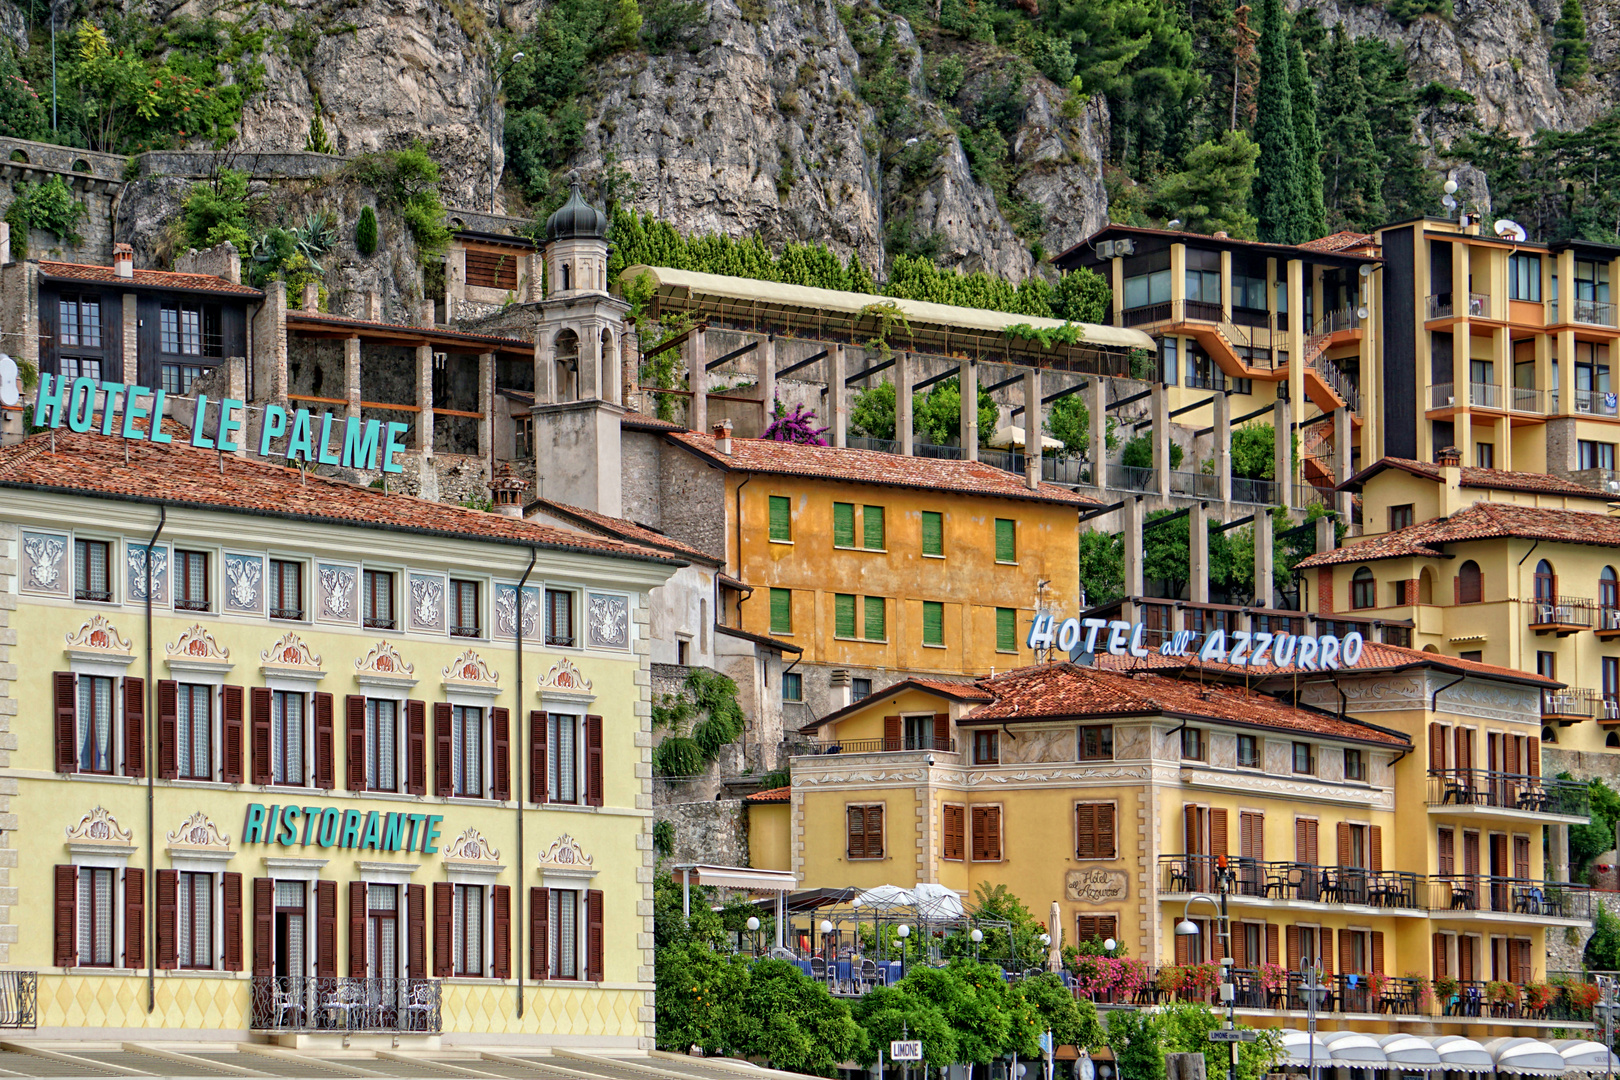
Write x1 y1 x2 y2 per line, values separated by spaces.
1442 195 1458 210
1495 219 1528 242
0 354 18 408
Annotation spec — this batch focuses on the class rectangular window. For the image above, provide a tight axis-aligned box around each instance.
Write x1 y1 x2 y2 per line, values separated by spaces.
175 549 208 612
903 715 932 751
1475 443 1494 469
768 495 792 541
1344 748 1366 782
769 588 792 635
971 805 1002 861
835 594 857 639
852 678 871 700
270 560 303 620
1580 440 1617 471
1123 269 1171 309
1510 254 1542 301
177 683 212 781
453 884 483 977
1232 271 1267 311
994 519 1016 563
78 867 115 967
549 889 578 980
451 579 480 637
159 302 206 356
1293 742 1315 774
833 503 856 548
58 294 102 349
368 884 398 982
452 705 483 797
363 569 395 630
996 608 1018 652
59 356 102 382
1237 734 1259 769
1186 268 1222 304
1389 504 1415 531
272 691 304 786
78 675 115 774
974 730 999 765
276 881 306 977
862 506 885 550
1075 802 1117 859
922 601 944 646
782 671 802 702
847 804 884 859
942 804 964 861
1078 725 1114 761
162 364 207 396
178 871 213 969
1384 625 1413 648
1182 727 1204 761
366 699 397 792
863 596 886 641
545 589 575 647
921 511 943 556
1605 656 1619 701
74 539 111 602
548 713 578 804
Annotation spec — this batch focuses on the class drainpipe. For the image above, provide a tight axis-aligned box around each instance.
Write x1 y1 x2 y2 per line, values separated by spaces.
514 545 536 1018
144 505 166 1013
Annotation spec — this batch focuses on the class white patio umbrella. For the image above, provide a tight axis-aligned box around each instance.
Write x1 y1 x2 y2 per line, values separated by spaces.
988 423 1063 451
1481 1038 1568 1075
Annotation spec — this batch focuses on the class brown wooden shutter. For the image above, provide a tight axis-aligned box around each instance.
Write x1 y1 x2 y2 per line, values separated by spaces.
1286 925 1300 970
933 713 949 751
156 869 177 970
1337 822 1352 867
585 714 604 807
251 688 273 785
1432 932 1448 978
982 807 1001 860
586 889 604 982
971 807 986 861
123 675 145 778
125 867 145 969
530 711 548 804
1369 825 1383 874
1515 835 1531 879
1429 724 1446 772
405 700 426 796
433 882 453 977
1371 930 1385 974
1296 818 1309 863
1210 808 1228 856
1266 923 1278 965
345 695 367 791
1175 927 1190 965
1455 727 1471 771
1338 928 1352 974
1320 929 1334 975
407 884 426 978
492 885 511 980
252 877 274 977
313 692 335 790
848 807 865 859
315 879 336 978
944 805 964 860
349 881 367 977
221 685 244 783
1438 828 1455 875
1508 938 1522 984
1515 939 1532 983
1098 803 1116 858
1528 736 1541 778
492 708 510 801
531 887 550 980
1463 831 1479 879
1459 938 1474 983
1231 922 1247 968
54 865 77 967
1487 732 1499 774
222 872 243 972
157 679 179 780
1185 804 1201 854
55 672 78 773
884 715 902 751
868 806 884 858
434 704 453 797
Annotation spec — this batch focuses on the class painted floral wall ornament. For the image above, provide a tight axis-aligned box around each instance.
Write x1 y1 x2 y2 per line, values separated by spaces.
443 649 499 686
166 624 230 661
587 593 629 648
65 614 133 654
261 631 322 669
66 806 134 844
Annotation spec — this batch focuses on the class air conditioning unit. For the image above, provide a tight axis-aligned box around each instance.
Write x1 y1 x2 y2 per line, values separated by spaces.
1116 238 1136 256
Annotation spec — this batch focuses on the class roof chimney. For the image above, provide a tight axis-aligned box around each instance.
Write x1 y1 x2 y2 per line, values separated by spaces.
113 243 133 279
489 465 529 517
713 419 733 456
1437 447 1463 517
1436 445 1461 468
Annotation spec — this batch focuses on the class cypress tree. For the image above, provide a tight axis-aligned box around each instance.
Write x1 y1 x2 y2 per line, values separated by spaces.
1289 38 1327 241
1319 25 1384 230
1250 0 1301 243
1553 0 1589 88
356 206 378 256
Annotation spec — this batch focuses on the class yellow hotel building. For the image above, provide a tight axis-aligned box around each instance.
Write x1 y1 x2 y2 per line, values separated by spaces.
767 645 1591 1035
0 425 681 1049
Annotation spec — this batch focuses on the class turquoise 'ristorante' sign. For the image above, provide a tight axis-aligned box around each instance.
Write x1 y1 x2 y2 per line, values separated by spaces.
243 803 445 854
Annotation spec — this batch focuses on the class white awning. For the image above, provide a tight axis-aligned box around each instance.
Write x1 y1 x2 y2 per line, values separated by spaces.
670 864 797 892
1551 1039 1620 1073
1378 1033 1443 1069
1320 1031 1388 1064
1277 1030 1330 1067
1483 1038 1572 1075
1422 1035 1495 1073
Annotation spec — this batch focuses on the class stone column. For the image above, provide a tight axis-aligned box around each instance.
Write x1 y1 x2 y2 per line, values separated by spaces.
417 343 435 455
253 280 289 406
960 360 979 461
759 335 776 421
1188 501 1209 604
581 328 602 401
896 351 913 456
1253 506 1274 609
365 292 382 321
1334 405 1353 518
1287 259 1306 430
1151 383 1171 497
621 330 638 408
478 351 495 462
535 329 556 405
1315 514 1336 556
828 343 846 448
1550 824 1570 883
1274 392 1294 509
303 281 320 312
688 327 708 433
122 294 138 386
344 337 362 420
1087 378 1106 489
1123 496 1145 600
1214 389 1232 507
1023 367 1042 490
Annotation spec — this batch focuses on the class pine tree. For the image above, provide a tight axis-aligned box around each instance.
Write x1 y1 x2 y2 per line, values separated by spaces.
1553 0 1589 88
1289 38 1327 241
1318 25 1384 230
1250 0 1301 243
1150 130 1260 238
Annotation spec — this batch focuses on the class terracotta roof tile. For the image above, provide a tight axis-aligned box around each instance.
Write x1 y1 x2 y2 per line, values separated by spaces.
0 429 684 565
960 663 1408 745
1346 456 1611 498
529 497 720 563
622 412 686 433
668 432 1101 507
1299 231 1379 254
801 675 995 732
1300 501 1620 567
39 260 262 297
744 786 792 803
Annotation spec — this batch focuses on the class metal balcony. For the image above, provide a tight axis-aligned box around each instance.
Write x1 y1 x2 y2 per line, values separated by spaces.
250 976 442 1033
1425 769 1591 818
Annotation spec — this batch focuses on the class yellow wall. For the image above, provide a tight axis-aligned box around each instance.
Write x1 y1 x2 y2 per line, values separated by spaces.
747 803 792 871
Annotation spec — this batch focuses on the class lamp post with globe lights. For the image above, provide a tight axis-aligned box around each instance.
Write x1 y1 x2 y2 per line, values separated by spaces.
746 916 761 956
897 923 911 976
1175 857 1238 1080
971 927 983 960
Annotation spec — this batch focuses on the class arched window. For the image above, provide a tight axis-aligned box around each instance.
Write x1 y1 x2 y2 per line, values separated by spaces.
1351 567 1376 610
1542 726 1557 744
1421 644 1440 653
1534 559 1556 602
1456 561 1483 604
1419 568 1436 605
1602 567 1618 619
561 263 571 291
1607 731 1619 749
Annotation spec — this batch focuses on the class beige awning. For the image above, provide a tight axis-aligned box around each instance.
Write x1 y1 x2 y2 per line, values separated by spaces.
671 864 798 892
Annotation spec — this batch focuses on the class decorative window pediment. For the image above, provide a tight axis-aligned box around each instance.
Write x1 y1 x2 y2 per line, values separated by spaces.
65 615 135 665
442 649 500 698
67 806 136 860
442 827 505 878
355 640 418 691
538 657 596 707
167 811 230 850
537 833 597 884
261 631 326 683
165 624 233 676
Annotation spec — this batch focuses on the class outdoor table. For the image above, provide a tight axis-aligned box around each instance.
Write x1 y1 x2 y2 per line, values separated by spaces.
835 960 853 989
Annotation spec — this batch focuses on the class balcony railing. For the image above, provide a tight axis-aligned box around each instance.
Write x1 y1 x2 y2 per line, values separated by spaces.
1427 293 1492 320
1431 382 1455 409
1572 388 1620 415
1509 386 1544 414
1232 476 1277 505
1573 298 1619 327
1159 855 1423 909
1106 464 1156 493
796 736 956 755
1170 470 1220 499
1430 875 1592 919
250 977 441 1033
1527 594 1596 631
1468 382 1501 409
1317 307 1361 335
1543 686 1599 721
1425 769 1591 817
0 972 36 1029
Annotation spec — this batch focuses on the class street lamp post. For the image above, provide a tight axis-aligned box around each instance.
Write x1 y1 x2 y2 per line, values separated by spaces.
971 927 983 961
746 916 761 957
897 924 911 977
1174 859 1237 1080
487 51 526 211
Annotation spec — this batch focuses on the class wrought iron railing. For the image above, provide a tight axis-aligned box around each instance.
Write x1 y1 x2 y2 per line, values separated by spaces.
794 736 956 755
0 972 37 1029
1542 686 1599 721
1527 594 1596 630
1158 855 1423 910
1170 470 1219 499
1106 464 1156 493
1573 388 1620 416
1307 351 1361 413
1231 476 1277 505
1468 382 1501 409
1509 386 1544 413
1573 298 1618 327
1429 875 1592 918
1424 769 1591 817
250 976 441 1033
1431 382 1456 409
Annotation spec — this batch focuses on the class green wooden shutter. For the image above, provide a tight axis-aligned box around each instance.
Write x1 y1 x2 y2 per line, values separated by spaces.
921 511 943 556
835 594 856 638
863 506 885 549
768 496 791 541
995 519 1016 562
833 503 855 547
923 601 944 646
770 589 792 634
996 607 1017 651
864 596 885 640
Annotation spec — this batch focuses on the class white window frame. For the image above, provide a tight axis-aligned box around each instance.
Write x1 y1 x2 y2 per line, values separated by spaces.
361 563 404 632
171 544 216 615
263 682 313 788
445 860 503 979
74 532 120 605
356 667 416 795
547 713 583 805
68 842 136 969
548 887 585 982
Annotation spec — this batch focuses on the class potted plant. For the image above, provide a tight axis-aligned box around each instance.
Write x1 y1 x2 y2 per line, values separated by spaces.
1406 972 1434 1012
1527 982 1556 1013
1434 974 1460 1013
1157 965 1187 993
